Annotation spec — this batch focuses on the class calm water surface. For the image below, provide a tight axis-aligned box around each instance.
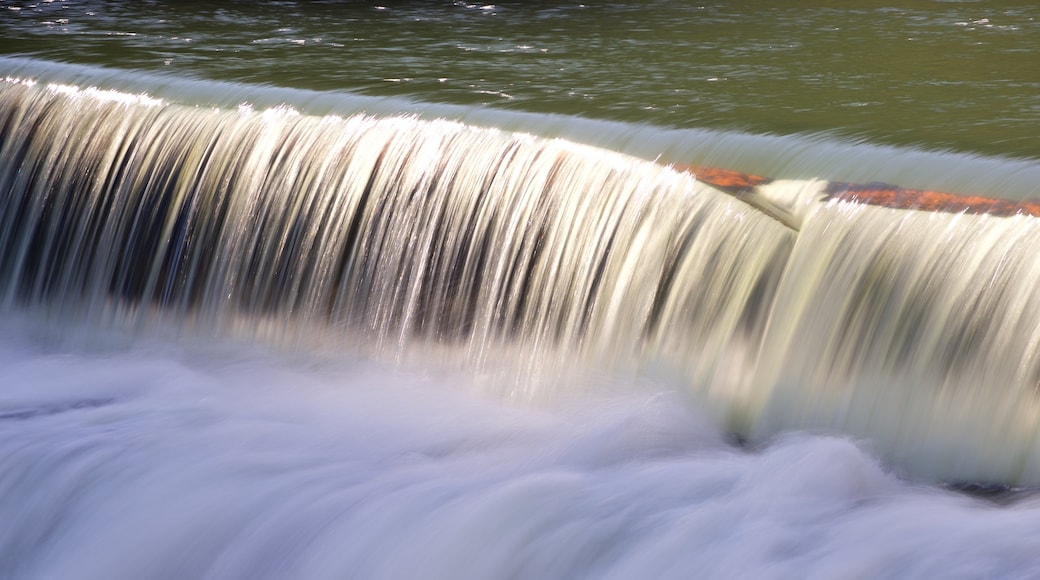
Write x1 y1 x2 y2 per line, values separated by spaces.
2 0 1038 158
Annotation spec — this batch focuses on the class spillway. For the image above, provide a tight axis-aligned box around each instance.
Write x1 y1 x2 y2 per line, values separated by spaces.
4 73 1040 484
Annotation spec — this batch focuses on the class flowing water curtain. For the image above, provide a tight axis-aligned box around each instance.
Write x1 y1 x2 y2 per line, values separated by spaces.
0 79 793 398
748 200 1040 483
7 77 1040 484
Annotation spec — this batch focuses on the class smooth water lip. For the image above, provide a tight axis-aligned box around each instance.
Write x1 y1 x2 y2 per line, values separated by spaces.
3 56 1038 195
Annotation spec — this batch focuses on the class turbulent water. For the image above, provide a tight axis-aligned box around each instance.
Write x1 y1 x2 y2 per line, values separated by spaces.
7 330 1040 580
3 2 1040 579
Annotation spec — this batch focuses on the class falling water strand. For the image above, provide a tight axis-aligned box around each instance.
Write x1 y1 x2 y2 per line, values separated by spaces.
6 78 1040 483
749 200 1040 482
0 79 793 404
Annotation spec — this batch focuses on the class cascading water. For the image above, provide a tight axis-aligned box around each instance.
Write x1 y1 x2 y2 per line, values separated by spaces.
751 200 1040 482
0 77 792 403
4 0 1040 574
4 73 1040 486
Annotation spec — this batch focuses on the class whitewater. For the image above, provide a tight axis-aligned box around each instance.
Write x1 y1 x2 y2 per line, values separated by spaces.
5 328 1040 580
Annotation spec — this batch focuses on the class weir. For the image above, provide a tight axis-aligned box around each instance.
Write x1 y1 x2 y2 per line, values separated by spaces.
3 76 1040 483
0 78 792 394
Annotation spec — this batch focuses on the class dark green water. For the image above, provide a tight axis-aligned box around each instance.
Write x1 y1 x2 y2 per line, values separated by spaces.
2 0 1037 159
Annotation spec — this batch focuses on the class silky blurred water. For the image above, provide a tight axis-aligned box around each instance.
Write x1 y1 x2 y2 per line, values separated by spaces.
3 2 1040 578
4 329 1040 580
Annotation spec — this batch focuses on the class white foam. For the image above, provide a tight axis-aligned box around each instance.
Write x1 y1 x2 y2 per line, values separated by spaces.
2 330 1040 579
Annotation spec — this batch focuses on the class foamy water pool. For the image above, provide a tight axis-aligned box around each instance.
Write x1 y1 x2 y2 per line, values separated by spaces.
3 327 1040 579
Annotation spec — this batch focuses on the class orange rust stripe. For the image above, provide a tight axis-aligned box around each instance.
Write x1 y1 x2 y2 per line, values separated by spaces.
671 164 771 196
823 183 1040 218
674 164 1040 218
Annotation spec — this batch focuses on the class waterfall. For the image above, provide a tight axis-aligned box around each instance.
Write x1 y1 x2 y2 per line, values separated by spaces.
0 78 792 403
3 75 1040 483
751 201 1040 482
